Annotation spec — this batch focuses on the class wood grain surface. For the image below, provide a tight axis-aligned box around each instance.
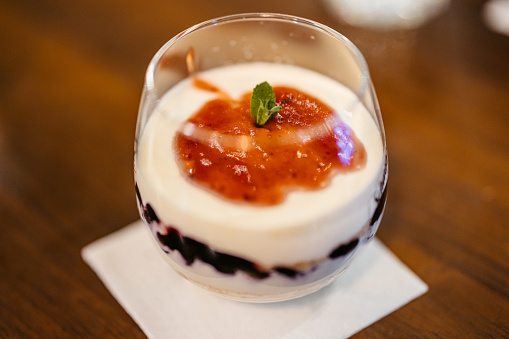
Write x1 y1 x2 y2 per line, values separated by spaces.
1 0 508 337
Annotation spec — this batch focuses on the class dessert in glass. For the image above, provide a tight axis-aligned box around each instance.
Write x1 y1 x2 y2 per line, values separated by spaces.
134 13 388 303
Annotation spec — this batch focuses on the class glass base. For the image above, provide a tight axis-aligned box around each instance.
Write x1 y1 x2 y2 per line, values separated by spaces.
154 235 362 303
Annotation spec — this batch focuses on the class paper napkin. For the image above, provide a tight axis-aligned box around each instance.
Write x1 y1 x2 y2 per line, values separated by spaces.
82 220 428 339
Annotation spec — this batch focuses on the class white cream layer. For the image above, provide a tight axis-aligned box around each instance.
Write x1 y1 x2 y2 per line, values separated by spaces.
135 62 384 268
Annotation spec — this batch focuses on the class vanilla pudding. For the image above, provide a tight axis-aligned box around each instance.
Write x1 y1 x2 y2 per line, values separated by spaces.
135 62 387 301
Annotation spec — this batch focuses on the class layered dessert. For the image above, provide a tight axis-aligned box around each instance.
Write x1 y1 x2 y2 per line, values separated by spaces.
134 62 387 301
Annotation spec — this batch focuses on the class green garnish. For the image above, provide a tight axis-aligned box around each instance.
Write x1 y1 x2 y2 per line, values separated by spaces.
250 81 282 126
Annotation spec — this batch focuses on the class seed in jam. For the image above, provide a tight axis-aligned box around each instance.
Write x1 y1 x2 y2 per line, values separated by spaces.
174 81 367 205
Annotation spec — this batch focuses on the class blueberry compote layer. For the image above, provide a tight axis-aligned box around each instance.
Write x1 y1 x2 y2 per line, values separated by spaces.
135 183 387 279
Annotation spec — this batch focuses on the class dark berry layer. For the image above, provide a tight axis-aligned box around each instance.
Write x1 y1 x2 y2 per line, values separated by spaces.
367 159 388 240
157 228 270 279
135 183 371 279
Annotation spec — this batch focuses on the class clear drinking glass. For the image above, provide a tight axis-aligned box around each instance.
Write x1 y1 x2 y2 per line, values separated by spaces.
134 13 388 302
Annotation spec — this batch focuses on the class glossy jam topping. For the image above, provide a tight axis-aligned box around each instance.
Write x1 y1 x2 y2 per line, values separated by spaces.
175 80 367 205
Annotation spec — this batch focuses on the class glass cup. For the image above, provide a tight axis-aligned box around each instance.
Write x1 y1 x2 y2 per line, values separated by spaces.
134 13 388 302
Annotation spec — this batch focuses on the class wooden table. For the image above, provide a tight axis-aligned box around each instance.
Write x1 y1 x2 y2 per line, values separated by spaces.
1 0 508 337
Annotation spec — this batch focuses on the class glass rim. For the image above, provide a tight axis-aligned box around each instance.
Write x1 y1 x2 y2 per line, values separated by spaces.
145 12 371 96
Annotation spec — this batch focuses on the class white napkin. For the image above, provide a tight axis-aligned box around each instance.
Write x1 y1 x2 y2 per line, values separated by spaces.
82 220 428 339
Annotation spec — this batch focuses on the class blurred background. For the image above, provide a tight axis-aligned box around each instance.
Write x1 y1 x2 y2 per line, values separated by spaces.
1 0 508 337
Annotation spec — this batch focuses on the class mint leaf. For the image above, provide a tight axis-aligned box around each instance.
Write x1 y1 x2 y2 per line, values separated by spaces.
250 81 282 126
